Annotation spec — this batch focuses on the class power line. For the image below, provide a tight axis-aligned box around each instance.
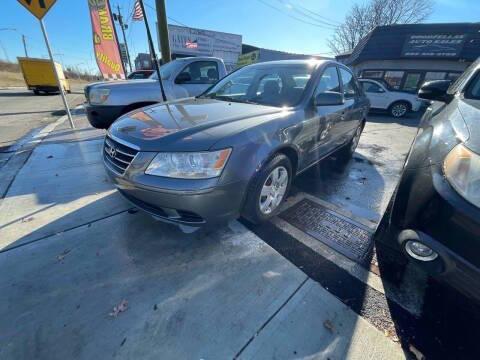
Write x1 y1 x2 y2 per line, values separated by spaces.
143 1 189 27
256 0 337 30
285 1 341 26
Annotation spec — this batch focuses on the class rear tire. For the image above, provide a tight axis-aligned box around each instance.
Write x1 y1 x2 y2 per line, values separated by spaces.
241 154 292 224
335 122 364 162
389 101 410 118
33 90 40 95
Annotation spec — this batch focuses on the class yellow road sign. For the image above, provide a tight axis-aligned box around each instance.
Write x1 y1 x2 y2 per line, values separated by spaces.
17 0 57 20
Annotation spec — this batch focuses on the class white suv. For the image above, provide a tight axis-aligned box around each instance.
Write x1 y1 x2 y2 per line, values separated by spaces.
359 79 425 118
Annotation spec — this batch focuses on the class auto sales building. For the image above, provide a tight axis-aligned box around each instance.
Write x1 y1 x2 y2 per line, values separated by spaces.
337 23 480 92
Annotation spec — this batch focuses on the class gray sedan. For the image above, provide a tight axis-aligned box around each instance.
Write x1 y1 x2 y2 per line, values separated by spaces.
103 60 370 227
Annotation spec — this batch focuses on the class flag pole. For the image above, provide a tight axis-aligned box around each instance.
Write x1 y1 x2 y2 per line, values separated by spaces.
137 0 167 102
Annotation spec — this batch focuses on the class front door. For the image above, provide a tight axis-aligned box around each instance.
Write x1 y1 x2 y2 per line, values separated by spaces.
360 80 389 109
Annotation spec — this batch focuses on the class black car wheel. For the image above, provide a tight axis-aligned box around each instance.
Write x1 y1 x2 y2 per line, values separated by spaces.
242 154 292 224
335 122 365 162
389 101 410 118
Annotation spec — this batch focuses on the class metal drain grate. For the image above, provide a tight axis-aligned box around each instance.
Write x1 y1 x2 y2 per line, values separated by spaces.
280 199 374 264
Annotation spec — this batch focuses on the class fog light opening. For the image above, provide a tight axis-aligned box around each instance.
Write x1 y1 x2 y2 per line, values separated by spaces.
405 240 438 262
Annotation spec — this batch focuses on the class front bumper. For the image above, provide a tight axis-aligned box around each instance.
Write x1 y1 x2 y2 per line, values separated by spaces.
103 143 247 226
86 104 125 129
387 164 480 300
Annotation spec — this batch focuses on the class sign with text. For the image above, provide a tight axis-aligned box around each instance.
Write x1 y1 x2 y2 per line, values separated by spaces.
17 0 57 19
402 34 466 58
87 0 125 80
164 25 242 71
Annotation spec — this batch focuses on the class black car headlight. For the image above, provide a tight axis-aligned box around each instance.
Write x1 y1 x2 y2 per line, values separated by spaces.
443 144 480 208
145 149 232 179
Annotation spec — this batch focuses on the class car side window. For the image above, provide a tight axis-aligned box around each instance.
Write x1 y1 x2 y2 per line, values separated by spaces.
466 71 480 100
361 81 383 93
314 66 340 96
339 68 357 99
176 61 219 84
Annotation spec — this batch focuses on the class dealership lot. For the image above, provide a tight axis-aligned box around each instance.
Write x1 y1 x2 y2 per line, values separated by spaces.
0 106 479 359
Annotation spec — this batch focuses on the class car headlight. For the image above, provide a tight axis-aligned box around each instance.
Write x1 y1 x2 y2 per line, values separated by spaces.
444 144 480 208
89 89 110 104
145 149 232 179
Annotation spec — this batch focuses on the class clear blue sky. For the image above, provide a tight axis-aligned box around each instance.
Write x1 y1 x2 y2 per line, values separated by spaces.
0 0 478 74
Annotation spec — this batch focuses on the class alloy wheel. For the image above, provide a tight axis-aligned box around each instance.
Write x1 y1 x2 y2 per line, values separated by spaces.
391 103 407 117
259 166 289 215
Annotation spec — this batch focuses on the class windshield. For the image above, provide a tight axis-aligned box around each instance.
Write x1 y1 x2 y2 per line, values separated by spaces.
200 64 315 107
149 61 178 80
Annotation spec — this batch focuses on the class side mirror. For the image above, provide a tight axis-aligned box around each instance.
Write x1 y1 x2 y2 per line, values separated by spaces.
314 91 344 106
418 80 452 102
175 72 192 84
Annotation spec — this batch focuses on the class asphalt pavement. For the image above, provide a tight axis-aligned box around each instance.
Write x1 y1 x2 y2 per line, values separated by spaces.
0 88 84 154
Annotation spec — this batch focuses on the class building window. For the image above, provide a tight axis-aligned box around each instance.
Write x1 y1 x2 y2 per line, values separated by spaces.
403 73 422 92
362 70 384 79
446 72 462 81
425 72 447 81
384 71 404 90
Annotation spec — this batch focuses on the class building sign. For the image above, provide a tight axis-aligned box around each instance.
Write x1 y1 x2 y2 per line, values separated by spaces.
402 34 466 58
87 0 125 80
163 25 242 72
237 51 259 67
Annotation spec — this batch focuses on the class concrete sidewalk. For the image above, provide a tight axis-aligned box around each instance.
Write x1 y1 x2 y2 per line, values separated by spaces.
0 112 406 359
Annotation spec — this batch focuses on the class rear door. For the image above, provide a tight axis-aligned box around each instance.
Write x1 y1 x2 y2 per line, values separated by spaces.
305 65 347 165
338 67 364 144
174 60 220 97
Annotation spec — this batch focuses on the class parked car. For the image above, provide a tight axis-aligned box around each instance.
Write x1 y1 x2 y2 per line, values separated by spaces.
102 60 369 227
85 57 227 129
358 78 424 117
127 70 154 80
377 58 480 302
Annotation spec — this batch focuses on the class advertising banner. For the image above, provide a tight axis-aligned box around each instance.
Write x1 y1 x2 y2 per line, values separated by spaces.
402 34 466 58
163 25 242 72
87 0 125 80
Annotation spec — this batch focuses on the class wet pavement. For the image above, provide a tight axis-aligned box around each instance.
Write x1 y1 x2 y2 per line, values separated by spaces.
293 113 420 224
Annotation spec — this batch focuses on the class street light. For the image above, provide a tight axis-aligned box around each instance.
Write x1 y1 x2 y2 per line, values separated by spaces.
0 28 28 57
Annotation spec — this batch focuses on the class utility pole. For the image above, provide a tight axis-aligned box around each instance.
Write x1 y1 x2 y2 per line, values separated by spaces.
114 5 133 72
22 34 28 57
107 0 127 78
155 0 171 63
0 28 28 57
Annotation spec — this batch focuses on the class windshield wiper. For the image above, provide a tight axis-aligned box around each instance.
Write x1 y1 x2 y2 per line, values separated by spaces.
204 95 260 105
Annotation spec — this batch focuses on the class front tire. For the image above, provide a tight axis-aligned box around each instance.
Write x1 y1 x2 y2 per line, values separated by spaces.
241 154 292 224
389 101 410 118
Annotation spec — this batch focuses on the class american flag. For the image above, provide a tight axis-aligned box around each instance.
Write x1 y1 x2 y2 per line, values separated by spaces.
132 0 144 21
185 39 198 49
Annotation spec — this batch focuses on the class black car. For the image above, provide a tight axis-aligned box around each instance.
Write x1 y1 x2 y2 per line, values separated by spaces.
378 58 480 301
103 60 369 227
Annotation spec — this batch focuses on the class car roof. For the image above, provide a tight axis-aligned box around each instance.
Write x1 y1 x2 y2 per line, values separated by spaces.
249 59 331 67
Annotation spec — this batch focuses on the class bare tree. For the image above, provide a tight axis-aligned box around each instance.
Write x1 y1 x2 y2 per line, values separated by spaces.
329 0 434 55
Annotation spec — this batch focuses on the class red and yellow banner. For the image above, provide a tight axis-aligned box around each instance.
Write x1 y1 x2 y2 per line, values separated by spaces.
88 0 125 80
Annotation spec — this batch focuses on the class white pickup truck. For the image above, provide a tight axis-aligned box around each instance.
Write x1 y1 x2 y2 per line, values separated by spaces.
358 79 425 118
85 57 227 129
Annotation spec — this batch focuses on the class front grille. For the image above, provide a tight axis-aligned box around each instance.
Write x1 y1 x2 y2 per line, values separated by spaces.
103 136 138 175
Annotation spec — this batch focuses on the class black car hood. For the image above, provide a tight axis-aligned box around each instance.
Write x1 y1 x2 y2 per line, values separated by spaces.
458 99 480 154
108 98 285 152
